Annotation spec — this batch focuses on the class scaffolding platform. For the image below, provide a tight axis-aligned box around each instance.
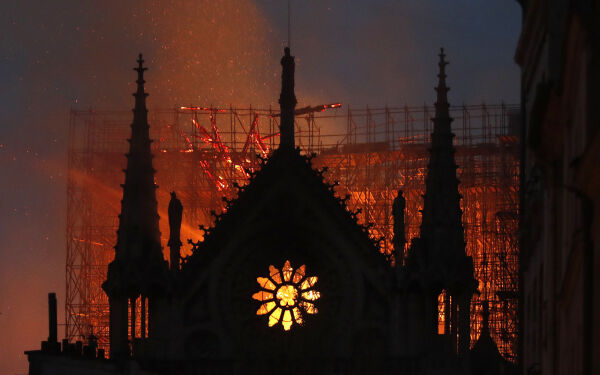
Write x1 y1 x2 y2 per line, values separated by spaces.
66 104 519 360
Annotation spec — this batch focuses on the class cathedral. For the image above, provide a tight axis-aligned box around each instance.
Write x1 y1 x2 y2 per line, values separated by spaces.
26 48 515 375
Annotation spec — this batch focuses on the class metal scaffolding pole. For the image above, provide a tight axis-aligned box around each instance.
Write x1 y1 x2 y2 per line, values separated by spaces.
66 104 519 360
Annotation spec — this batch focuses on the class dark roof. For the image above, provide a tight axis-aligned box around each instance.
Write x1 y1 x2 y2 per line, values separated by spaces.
181 146 388 278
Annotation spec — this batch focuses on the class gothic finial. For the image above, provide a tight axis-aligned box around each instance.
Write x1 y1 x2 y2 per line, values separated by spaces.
134 53 148 96
436 48 449 97
434 48 451 128
132 53 149 125
135 54 146 74
279 47 297 150
439 48 447 67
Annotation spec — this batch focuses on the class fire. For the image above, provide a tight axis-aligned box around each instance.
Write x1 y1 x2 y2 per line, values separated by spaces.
180 106 226 112
67 104 518 360
73 237 104 247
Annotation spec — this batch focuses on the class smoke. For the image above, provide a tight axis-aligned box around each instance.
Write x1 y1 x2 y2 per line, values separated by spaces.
0 1 520 373
79 0 282 108
0 1 278 373
256 0 521 107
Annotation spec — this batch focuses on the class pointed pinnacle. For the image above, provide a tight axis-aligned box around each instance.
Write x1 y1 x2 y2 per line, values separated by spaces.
134 53 148 90
132 54 149 123
135 53 147 73
437 48 448 88
432 48 453 132
279 47 297 150
434 48 451 115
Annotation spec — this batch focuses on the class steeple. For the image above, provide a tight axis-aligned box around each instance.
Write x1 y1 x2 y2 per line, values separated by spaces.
419 48 464 261
404 49 477 358
434 48 451 129
279 47 297 150
116 53 161 260
103 54 167 359
133 54 149 128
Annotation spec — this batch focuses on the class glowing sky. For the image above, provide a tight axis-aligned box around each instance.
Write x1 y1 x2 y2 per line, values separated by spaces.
0 1 520 373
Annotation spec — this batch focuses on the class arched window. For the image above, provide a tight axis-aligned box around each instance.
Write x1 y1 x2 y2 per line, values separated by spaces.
438 290 448 335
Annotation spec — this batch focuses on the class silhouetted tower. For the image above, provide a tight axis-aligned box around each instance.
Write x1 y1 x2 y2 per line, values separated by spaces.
407 48 477 357
102 54 167 359
279 47 297 150
425 48 476 356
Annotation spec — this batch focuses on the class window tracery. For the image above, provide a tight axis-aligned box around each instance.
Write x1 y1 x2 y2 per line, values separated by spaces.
252 260 320 331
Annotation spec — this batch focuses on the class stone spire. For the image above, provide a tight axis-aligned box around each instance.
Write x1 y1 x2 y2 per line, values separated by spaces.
278 47 297 150
419 48 464 264
405 49 477 358
103 54 166 359
115 53 161 262
434 48 452 131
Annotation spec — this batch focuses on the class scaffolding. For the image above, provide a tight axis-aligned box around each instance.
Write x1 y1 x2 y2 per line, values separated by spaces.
66 104 519 361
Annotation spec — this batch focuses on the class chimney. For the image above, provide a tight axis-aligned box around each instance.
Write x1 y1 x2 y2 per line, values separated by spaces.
48 293 57 343
40 293 60 353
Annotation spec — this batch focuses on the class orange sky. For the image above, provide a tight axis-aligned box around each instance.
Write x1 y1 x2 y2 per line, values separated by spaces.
0 1 521 373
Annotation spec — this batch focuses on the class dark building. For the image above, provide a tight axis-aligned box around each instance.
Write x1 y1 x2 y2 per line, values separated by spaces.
516 1 600 375
26 48 514 374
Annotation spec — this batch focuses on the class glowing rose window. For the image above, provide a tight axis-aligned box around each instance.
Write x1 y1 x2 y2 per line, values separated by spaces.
252 260 320 331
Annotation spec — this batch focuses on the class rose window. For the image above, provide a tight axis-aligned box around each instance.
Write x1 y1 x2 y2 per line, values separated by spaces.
252 260 320 331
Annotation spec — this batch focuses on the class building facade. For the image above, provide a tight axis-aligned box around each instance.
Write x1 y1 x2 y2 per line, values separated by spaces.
27 48 514 375
516 1 600 374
